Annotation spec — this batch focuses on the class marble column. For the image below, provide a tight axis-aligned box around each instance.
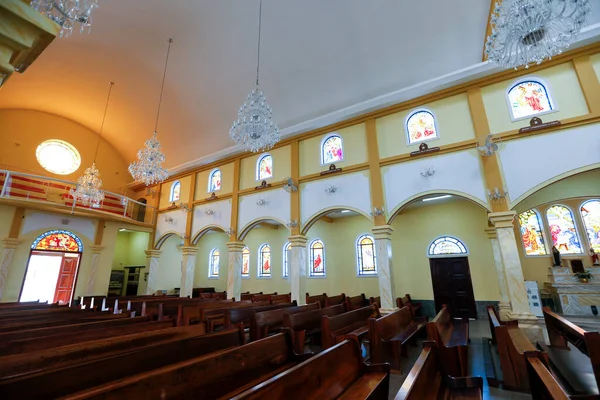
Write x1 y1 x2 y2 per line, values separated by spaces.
85 245 104 295
226 242 245 300
180 246 197 298
484 228 511 320
0 238 20 301
371 226 396 313
145 250 162 295
288 235 308 305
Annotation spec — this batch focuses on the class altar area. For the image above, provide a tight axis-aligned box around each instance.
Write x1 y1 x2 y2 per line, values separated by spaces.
546 267 600 316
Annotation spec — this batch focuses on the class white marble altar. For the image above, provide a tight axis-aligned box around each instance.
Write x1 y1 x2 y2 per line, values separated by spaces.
548 266 600 316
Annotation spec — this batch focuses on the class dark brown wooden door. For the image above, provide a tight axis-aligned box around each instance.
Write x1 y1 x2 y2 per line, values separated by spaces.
429 257 477 319
53 256 80 304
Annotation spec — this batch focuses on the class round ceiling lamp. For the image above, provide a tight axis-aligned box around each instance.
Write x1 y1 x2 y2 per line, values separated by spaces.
36 139 81 175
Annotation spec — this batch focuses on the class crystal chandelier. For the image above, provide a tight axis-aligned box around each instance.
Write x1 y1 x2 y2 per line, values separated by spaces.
128 39 172 186
30 0 99 37
230 0 280 153
70 81 114 206
485 0 591 70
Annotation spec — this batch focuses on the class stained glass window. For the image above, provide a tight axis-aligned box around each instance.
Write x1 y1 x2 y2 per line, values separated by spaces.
428 236 468 256
242 246 250 277
169 181 181 202
546 205 582 254
283 242 291 278
257 154 273 180
356 234 377 276
581 200 600 252
406 109 438 145
208 169 221 192
209 248 220 278
31 230 82 252
321 134 343 164
258 244 271 278
518 209 547 256
309 239 325 277
36 140 81 175
507 80 554 120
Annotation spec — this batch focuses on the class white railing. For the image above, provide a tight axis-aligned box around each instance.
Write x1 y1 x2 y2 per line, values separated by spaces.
0 170 155 225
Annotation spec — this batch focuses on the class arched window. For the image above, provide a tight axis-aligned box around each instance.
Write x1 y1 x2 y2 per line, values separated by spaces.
258 244 271 278
283 242 291 278
405 109 439 145
309 239 325 277
581 200 600 252
507 79 555 121
518 209 547 256
208 248 220 278
356 234 377 276
242 247 250 277
257 154 273 180
428 236 468 257
169 180 181 202
546 205 582 254
321 134 343 165
208 169 221 192
31 230 82 252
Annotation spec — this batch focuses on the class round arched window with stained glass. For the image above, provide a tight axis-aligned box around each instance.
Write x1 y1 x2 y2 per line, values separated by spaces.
36 140 81 175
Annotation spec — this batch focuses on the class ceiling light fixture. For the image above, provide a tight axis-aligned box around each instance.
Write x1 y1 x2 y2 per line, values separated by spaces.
70 81 113 207
422 195 451 202
229 0 280 153
128 38 172 186
485 0 591 70
30 0 99 38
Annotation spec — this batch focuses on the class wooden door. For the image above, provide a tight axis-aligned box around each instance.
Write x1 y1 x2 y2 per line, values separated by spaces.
53 255 80 304
429 257 477 319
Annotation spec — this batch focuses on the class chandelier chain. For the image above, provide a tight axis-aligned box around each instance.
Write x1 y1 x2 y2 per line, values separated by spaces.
256 0 263 86
94 81 114 163
155 38 173 133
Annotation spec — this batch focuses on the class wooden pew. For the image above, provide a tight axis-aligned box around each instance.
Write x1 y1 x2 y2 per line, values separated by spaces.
397 294 422 316
224 302 297 336
345 293 368 311
251 293 273 303
306 292 327 308
251 302 320 341
325 292 346 307
525 351 589 400
0 311 132 333
283 304 346 354
62 333 312 400
241 292 262 301
370 296 381 308
395 342 483 399
426 305 469 377
321 304 380 350
271 293 291 304
369 306 427 372
232 339 390 399
0 328 244 399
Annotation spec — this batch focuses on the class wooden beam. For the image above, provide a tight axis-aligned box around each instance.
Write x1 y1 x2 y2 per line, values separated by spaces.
290 141 300 236
365 119 386 225
229 158 241 241
94 219 105 246
573 56 600 116
184 172 197 246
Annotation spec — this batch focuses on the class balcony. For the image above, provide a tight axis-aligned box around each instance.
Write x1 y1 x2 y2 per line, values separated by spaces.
0 170 156 225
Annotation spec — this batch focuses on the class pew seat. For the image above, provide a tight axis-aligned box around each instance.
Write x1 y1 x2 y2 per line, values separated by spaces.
321 305 380 350
426 305 469 377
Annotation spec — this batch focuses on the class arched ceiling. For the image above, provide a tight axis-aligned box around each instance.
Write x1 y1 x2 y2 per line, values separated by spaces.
1 0 599 176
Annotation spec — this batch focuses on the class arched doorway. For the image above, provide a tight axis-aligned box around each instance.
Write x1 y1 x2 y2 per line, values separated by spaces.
20 230 83 305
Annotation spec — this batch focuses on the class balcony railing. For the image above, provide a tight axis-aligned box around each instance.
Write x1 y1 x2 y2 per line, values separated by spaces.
0 170 155 225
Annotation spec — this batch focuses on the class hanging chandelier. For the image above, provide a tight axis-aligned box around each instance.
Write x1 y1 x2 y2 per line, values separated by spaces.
230 0 280 153
485 0 591 70
30 0 99 37
70 81 113 206
128 39 172 186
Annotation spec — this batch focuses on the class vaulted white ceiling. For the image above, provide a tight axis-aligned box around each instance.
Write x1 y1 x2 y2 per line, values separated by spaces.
1 0 599 175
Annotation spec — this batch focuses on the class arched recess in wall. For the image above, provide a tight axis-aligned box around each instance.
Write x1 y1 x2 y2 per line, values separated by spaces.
238 218 288 241
301 206 372 235
191 225 227 245
154 231 184 249
387 191 491 226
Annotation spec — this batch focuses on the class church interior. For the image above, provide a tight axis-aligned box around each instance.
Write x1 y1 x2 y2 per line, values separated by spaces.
1 0 600 398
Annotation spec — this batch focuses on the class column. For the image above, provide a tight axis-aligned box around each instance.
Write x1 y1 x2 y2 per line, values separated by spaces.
226 242 244 300
484 228 511 320
288 235 308 305
371 226 396 313
85 245 104 295
489 212 538 324
0 238 20 301
145 249 162 295
180 246 197 298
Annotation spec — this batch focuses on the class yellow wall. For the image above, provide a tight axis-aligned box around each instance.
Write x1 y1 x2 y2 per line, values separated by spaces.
391 199 500 301
154 234 182 293
159 175 192 209
111 231 150 295
0 205 15 239
194 162 235 200
193 231 230 291
239 146 291 190
482 63 589 134
376 94 476 160
0 110 132 192
299 124 368 177
591 53 600 83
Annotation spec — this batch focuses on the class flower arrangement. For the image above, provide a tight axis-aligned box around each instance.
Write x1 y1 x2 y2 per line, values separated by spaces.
574 270 594 283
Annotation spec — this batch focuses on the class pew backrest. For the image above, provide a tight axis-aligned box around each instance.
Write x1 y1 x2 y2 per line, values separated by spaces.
251 302 319 341
325 293 346 307
321 304 379 349
305 292 327 308
345 293 367 311
271 293 291 304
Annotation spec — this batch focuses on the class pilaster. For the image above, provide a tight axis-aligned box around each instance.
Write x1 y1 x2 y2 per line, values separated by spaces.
144 249 162 295
85 245 104 295
288 235 308 305
371 225 396 313
0 238 20 301
180 246 198 298
226 242 245 300
485 228 511 320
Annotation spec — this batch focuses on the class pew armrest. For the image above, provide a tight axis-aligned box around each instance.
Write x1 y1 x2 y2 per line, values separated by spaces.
443 375 484 390
365 362 391 374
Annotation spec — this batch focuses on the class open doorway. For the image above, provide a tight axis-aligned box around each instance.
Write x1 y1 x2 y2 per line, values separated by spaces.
20 230 83 305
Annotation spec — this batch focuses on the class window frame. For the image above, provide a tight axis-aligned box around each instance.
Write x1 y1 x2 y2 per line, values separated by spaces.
320 134 344 165
505 77 558 122
256 153 273 181
580 199 600 253
169 180 181 203
356 234 377 277
517 208 549 257
241 246 250 279
207 168 222 193
308 239 326 278
427 235 469 258
257 243 272 279
208 248 220 279
283 242 291 278
404 108 440 146
545 204 584 255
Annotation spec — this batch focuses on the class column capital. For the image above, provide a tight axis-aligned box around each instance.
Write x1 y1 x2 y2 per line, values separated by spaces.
1 238 21 249
287 235 308 248
90 245 104 254
488 211 517 229
226 242 246 252
484 228 497 239
371 225 394 240
180 246 198 256
145 249 162 258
